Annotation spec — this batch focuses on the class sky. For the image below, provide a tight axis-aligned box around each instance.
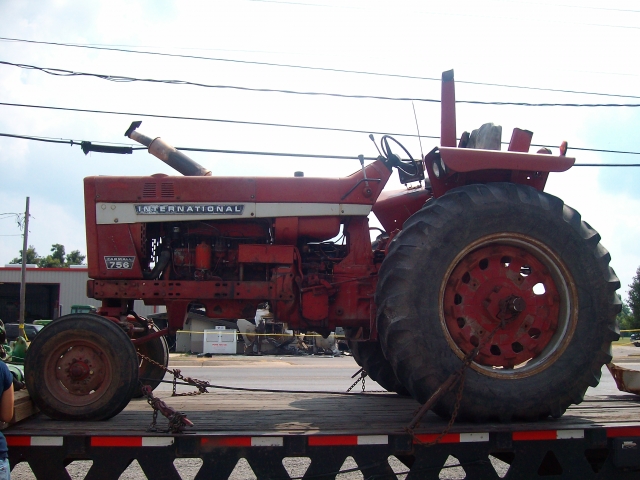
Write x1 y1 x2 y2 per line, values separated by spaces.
0 0 639 300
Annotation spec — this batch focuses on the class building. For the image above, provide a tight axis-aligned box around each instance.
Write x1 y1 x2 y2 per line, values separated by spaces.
0 266 161 322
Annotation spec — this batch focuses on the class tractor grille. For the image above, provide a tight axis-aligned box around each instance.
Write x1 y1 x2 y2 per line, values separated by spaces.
161 183 175 198
142 183 157 198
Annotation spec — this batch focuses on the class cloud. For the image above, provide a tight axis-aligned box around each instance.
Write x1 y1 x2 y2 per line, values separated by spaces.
0 0 638 302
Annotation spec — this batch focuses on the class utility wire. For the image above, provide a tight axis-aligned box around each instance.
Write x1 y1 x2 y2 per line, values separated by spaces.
2 60 640 107
2 132 639 164
494 0 640 14
2 107 640 157
1 36 639 100
2 111 640 157
0 102 440 139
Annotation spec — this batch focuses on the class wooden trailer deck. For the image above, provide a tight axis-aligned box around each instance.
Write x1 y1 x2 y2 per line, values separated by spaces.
6 390 640 437
7 391 640 480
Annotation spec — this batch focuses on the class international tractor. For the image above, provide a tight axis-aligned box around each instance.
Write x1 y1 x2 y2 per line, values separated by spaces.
25 71 620 423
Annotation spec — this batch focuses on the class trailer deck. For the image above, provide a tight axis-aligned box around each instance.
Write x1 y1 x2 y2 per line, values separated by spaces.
5 390 640 479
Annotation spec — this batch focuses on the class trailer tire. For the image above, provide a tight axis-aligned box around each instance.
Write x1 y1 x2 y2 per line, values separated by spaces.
133 324 169 398
377 183 620 422
349 341 410 395
25 314 139 421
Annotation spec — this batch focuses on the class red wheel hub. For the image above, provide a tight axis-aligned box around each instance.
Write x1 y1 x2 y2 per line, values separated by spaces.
443 245 561 368
53 344 108 398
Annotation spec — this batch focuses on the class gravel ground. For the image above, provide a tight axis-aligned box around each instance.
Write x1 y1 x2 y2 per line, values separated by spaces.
11 454 512 479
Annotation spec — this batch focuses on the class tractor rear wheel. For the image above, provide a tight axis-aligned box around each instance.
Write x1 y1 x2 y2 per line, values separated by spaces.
25 314 139 420
133 324 169 398
377 183 620 422
349 341 410 395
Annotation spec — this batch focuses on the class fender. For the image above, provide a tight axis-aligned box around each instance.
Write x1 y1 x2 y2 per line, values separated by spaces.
424 147 574 197
432 70 574 197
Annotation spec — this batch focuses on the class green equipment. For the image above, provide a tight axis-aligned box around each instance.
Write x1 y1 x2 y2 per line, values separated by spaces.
70 305 98 314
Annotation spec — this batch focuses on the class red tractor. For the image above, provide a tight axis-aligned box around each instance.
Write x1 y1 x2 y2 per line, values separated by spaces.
25 71 620 422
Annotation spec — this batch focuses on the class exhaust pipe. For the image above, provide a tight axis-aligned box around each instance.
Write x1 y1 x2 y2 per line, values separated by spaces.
125 121 211 176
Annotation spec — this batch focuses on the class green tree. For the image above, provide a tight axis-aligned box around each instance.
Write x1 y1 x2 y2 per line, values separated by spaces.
65 250 86 266
628 266 640 328
51 244 65 264
617 300 635 334
10 245 40 265
38 244 66 268
10 244 86 268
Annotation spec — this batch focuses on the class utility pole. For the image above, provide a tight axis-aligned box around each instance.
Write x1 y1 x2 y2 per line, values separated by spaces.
19 197 30 332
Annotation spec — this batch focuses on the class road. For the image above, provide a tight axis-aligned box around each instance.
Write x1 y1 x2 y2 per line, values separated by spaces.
158 354 368 394
11 347 640 479
160 343 640 397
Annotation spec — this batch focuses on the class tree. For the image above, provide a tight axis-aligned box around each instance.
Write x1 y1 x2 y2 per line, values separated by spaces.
38 244 65 268
51 244 65 264
628 266 640 328
617 300 635 334
65 250 86 266
10 244 86 268
10 245 39 265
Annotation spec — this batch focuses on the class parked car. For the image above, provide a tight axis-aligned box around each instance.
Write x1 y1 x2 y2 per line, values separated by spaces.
4 323 43 343
631 333 640 347
70 305 98 315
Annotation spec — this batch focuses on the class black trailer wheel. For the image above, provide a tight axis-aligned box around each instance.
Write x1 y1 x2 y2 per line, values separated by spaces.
377 183 620 422
349 341 410 395
133 324 169 398
25 314 139 421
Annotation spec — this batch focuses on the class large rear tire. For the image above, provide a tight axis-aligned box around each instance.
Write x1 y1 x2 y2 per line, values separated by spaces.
25 314 139 420
377 183 620 422
349 341 410 395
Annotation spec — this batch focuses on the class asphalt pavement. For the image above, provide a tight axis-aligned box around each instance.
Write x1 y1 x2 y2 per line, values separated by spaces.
163 343 640 397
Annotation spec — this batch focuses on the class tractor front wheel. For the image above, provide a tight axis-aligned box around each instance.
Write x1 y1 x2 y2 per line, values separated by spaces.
377 183 620 422
133 324 169 398
25 314 139 421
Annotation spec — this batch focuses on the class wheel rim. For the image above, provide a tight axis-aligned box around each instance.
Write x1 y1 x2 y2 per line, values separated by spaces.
45 339 113 407
440 233 578 378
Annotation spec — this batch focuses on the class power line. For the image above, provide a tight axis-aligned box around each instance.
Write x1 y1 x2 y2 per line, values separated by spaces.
2 106 640 157
558 146 640 155
0 132 89 146
249 0 640 15
1 36 639 100
3 61 640 107
2 113 640 157
0 102 440 139
0 133 375 160
494 0 640 13
574 163 640 166
2 131 639 164
0 36 443 81
0 60 443 103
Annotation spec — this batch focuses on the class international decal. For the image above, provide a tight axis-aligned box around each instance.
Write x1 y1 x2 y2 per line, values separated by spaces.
134 204 245 215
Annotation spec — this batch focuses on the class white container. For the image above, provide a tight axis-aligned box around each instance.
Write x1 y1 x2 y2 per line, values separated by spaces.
203 329 237 354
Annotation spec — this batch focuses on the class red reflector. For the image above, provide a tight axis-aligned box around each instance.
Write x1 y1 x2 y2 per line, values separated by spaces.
513 430 556 441
6 436 31 447
412 434 460 444
308 436 358 446
201 437 252 447
607 427 640 438
91 436 142 447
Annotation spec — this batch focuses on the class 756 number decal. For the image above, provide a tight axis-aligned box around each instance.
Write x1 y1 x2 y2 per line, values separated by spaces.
104 256 136 270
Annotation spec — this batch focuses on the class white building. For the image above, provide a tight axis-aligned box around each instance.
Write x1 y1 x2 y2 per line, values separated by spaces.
0 266 161 323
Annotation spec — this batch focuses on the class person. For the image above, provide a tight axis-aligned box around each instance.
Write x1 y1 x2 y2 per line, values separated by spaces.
253 318 266 355
0 360 14 480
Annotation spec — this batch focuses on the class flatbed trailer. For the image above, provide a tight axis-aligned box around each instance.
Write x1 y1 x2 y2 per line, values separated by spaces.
4 390 640 479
